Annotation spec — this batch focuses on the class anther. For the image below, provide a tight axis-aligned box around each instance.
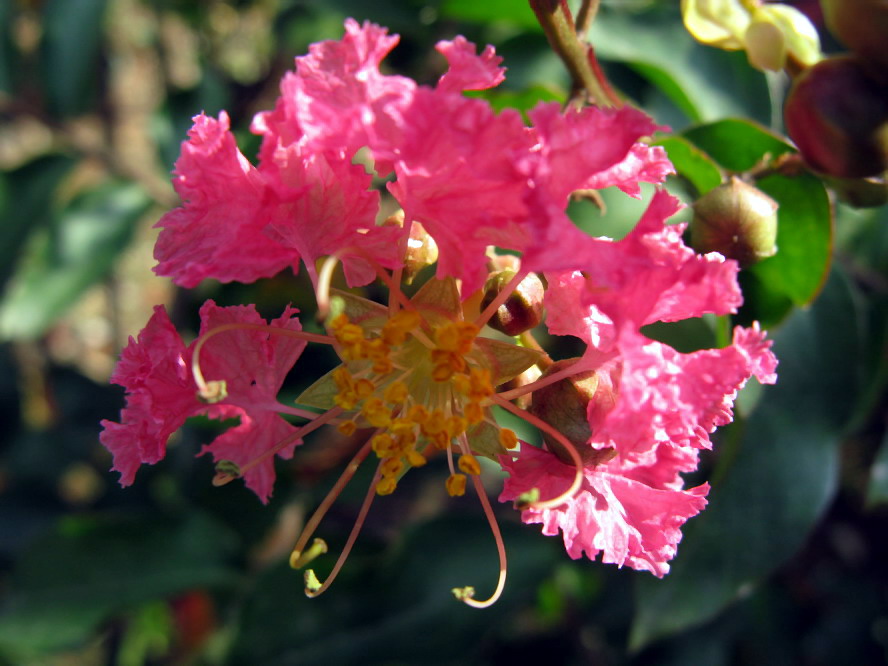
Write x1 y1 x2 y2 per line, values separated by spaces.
458 454 481 476
446 473 467 496
290 537 329 569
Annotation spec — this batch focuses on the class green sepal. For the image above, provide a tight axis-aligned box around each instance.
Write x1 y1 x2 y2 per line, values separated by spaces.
409 276 461 321
466 420 507 460
473 337 544 386
327 289 389 330
294 363 369 411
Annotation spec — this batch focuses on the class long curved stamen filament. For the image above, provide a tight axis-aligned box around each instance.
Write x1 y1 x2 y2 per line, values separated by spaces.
316 249 412 321
274 402 324 421
191 323 334 398
214 407 345 486
473 267 529 330
303 462 383 598
452 439 508 609
491 394 584 511
289 437 374 569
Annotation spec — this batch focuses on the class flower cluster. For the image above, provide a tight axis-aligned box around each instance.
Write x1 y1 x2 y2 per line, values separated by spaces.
101 19 777 604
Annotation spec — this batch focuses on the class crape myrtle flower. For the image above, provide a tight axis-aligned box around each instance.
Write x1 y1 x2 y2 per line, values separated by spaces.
101 19 777 606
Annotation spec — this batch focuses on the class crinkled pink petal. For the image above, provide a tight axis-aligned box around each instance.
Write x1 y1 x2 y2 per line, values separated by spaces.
500 444 708 576
289 18 416 157
544 271 615 349
595 329 775 457
581 143 674 198
536 191 742 328
261 145 402 286
435 36 505 93
153 112 301 288
100 301 306 502
100 306 208 485
524 103 666 203
200 411 298 503
387 88 533 294
732 322 778 384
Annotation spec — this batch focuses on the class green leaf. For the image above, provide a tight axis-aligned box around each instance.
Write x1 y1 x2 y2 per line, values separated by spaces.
655 136 723 196
589 11 771 127
630 268 863 650
40 0 108 117
748 172 833 307
0 512 238 659
683 119 794 173
466 84 564 117
440 0 541 30
0 181 151 340
0 155 76 294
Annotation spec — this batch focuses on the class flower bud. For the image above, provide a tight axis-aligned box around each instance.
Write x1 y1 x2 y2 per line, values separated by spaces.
690 177 778 267
529 359 617 466
822 0 888 70
784 55 888 179
481 269 544 337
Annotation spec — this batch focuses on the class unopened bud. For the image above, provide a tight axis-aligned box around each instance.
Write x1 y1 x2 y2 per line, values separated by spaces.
481 269 545 337
529 359 618 466
784 54 888 179
691 177 778 267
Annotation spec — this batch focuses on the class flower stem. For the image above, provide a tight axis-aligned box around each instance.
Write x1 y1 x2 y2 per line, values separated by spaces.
528 0 613 107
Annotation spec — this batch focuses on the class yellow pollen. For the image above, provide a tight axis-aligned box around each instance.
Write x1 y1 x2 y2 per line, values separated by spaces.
446 473 467 497
458 454 481 475
354 378 375 399
382 310 421 345
405 449 427 467
407 405 429 424
383 381 408 404
498 428 519 449
446 415 468 439
430 432 450 450
376 477 397 495
422 409 448 436
337 420 358 436
361 397 392 428
371 433 396 457
381 457 404 477
464 401 484 424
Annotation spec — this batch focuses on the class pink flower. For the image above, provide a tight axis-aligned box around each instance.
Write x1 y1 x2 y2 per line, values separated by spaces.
500 444 709 576
100 301 306 502
104 18 780 597
153 112 302 288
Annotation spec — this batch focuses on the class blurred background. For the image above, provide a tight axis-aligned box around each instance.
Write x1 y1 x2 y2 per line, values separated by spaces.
1 0 887 664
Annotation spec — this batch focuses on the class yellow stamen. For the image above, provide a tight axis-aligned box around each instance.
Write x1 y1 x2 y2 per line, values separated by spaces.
498 428 519 449
446 473 467 497
376 477 397 495
337 420 358 436
458 454 481 476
